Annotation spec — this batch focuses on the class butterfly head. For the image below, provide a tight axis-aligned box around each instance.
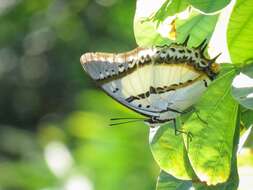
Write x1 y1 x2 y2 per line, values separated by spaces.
210 62 220 74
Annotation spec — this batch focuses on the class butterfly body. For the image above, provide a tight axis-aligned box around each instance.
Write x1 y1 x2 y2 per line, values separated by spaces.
80 40 219 127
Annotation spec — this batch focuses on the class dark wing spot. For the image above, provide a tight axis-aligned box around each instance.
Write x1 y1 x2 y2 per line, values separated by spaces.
112 88 119 93
187 49 192 53
149 86 156 94
200 61 207 67
138 94 145 99
125 96 138 103
145 91 150 97
145 54 151 62
203 80 208 87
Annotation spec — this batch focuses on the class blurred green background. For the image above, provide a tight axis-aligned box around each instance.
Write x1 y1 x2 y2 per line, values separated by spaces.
0 0 158 189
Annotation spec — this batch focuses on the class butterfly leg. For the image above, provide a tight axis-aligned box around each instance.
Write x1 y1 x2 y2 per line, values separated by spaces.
145 116 171 128
172 119 193 141
174 106 208 124
166 106 194 115
189 107 207 124
180 107 195 114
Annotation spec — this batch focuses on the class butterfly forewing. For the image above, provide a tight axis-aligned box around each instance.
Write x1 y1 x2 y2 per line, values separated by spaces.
81 48 158 117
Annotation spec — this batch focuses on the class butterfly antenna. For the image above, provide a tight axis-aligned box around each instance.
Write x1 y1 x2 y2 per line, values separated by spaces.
109 118 146 126
110 117 147 121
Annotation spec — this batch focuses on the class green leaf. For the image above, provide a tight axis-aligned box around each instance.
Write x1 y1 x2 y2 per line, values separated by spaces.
241 62 253 78
156 170 192 190
149 123 196 180
241 108 253 129
134 0 218 47
182 65 238 185
194 109 240 190
231 64 253 110
193 154 238 190
134 0 185 47
187 0 231 13
152 0 189 22
227 0 253 64
176 13 218 46
155 102 240 189
134 18 169 47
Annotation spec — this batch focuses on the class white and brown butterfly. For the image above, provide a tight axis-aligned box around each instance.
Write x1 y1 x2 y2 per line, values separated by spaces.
80 36 220 130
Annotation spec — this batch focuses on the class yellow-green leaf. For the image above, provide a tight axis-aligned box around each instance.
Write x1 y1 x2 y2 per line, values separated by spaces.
227 0 253 64
150 123 196 180
182 65 238 185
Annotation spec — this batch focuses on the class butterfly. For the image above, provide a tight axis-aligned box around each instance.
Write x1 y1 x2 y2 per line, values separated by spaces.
80 36 220 132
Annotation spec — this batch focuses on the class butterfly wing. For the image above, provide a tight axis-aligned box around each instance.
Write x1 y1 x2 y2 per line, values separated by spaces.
80 47 211 120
